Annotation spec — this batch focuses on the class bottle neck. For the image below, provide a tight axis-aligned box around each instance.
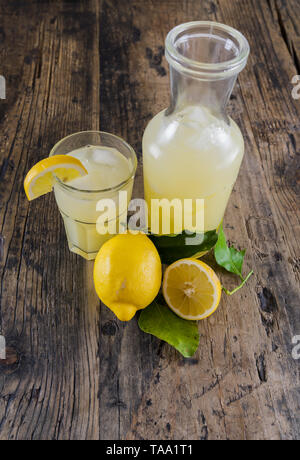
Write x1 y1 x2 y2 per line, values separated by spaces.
164 21 249 121
167 66 237 121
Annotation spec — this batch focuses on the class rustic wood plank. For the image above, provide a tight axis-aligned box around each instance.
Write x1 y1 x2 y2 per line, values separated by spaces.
0 0 299 440
97 0 300 440
268 0 300 73
0 0 101 440
98 0 163 439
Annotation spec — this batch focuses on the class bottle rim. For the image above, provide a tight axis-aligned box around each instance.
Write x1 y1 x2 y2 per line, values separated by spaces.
165 21 250 80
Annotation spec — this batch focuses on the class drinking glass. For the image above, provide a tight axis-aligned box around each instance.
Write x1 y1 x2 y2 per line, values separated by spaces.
50 131 137 260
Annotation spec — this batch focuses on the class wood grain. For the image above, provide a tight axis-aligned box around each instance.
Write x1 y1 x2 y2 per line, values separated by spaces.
0 0 101 440
0 0 299 440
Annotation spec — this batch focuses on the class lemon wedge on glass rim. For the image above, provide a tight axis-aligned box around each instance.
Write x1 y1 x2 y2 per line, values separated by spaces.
24 155 88 201
162 258 222 320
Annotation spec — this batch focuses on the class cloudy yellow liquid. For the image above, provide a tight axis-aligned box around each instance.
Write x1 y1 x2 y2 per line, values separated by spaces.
143 105 244 234
54 145 133 259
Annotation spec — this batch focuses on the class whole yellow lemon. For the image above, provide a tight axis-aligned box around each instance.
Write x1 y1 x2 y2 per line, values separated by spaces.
93 233 162 321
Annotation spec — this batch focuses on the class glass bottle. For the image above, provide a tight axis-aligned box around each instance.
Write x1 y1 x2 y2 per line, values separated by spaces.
143 21 250 237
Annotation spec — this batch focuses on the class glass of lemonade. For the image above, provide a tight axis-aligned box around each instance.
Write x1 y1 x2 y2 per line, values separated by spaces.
50 131 137 260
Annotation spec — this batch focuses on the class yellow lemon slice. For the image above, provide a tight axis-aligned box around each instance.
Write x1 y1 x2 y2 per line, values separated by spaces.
24 155 88 200
162 258 222 320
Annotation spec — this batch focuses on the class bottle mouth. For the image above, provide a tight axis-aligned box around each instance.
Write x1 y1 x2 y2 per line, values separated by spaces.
165 21 250 80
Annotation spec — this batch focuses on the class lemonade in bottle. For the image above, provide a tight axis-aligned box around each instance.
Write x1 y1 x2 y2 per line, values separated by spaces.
143 22 249 238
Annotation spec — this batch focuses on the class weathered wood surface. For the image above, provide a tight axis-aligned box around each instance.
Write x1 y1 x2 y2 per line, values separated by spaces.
0 0 299 440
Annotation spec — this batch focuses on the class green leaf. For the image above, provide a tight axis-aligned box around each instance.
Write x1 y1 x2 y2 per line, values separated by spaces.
214 222 245 278
138 297 200 357
149 230 218 264
214 222 253 294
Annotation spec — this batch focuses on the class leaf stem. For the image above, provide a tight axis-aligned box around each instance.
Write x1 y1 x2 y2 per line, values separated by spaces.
222 270 254 296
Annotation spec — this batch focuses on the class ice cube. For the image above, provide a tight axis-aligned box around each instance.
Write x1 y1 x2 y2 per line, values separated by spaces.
92 147 118 166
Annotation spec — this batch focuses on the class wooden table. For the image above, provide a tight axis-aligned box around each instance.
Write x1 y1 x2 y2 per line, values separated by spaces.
0 0 299 440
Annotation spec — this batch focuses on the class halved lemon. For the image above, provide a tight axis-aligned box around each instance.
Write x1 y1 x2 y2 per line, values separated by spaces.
162 258 222 320
24 155 88 200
